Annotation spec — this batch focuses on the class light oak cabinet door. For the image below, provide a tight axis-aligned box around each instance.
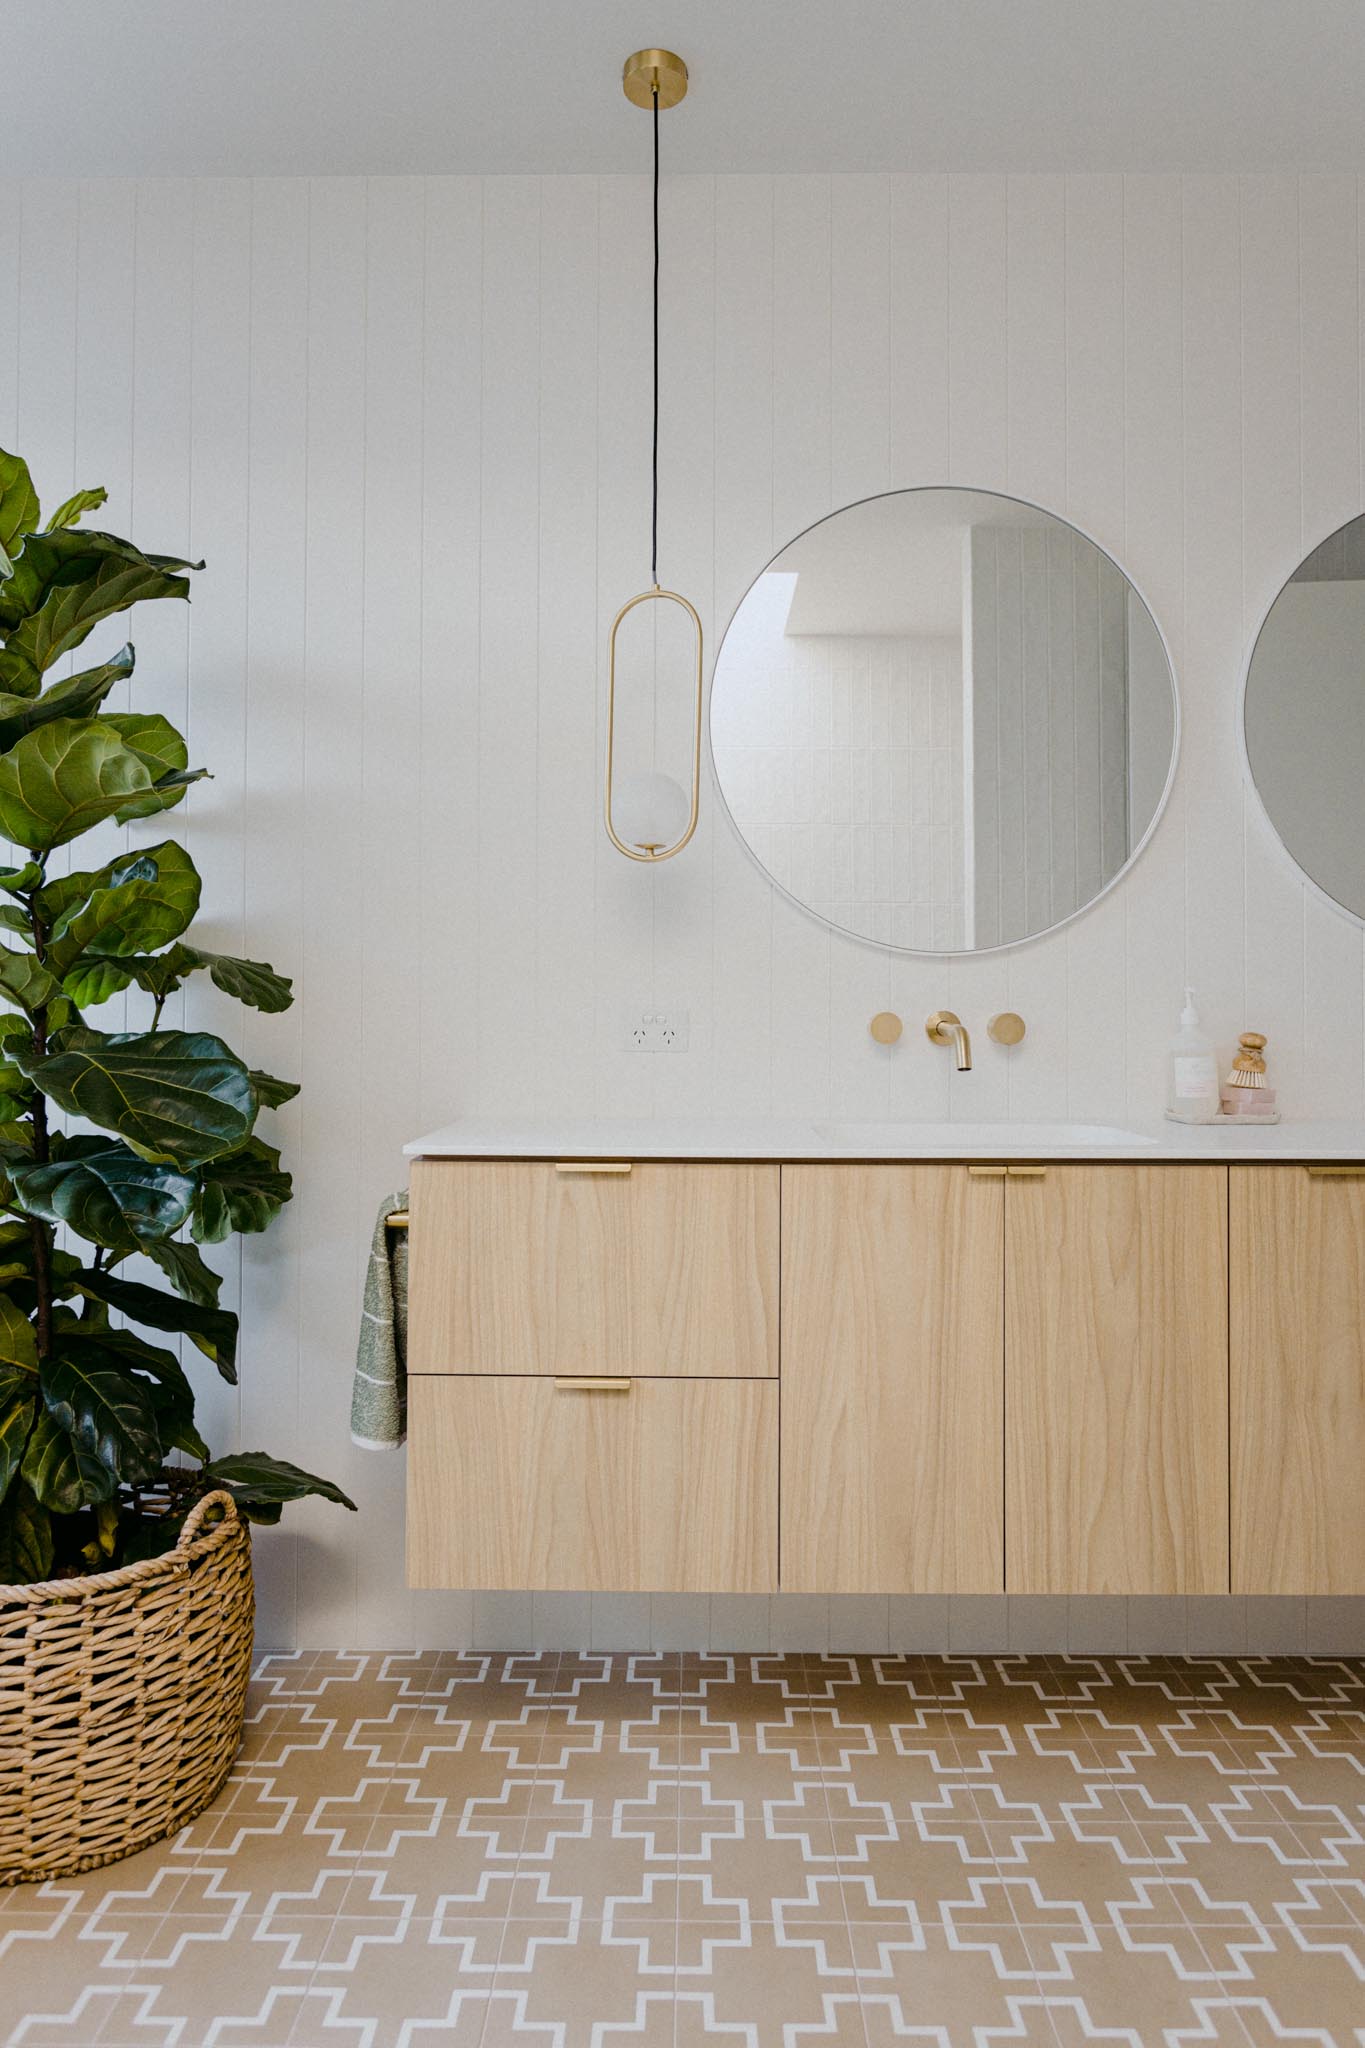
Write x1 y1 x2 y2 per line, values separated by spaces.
408 1160 778 1378
780 1164 1005 1594
1232 1165 1365 1593
407 1376 778 1593
1005 1164 1229 1595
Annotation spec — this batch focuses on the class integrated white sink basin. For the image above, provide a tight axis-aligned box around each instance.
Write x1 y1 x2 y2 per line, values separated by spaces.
810 1121 1157 1151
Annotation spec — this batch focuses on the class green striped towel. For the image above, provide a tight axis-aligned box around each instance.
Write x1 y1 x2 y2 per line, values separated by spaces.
351 1190 409 1449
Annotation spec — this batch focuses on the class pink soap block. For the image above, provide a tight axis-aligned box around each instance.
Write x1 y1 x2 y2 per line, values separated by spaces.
1221 1086 1276 1115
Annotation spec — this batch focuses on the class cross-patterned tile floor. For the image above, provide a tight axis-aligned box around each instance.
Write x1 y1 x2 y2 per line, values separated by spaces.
3 1651 1365 2047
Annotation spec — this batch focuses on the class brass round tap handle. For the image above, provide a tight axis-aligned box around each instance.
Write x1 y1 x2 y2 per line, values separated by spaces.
988 1011 1027 1047
869 1012 903 1045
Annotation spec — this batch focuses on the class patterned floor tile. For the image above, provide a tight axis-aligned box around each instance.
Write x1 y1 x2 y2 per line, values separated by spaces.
9 1651 1365 2046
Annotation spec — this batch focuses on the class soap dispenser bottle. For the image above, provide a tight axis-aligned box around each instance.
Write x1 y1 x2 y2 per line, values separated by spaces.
1165 987 1220 1123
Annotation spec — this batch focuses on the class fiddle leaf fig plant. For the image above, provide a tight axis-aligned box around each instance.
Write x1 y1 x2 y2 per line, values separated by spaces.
0 447 354 1582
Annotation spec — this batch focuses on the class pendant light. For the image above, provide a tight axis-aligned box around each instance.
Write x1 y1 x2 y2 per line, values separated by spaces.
604 48 704 864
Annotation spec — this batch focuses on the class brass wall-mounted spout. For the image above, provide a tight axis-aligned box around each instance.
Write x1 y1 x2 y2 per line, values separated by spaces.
926 1010 972 1071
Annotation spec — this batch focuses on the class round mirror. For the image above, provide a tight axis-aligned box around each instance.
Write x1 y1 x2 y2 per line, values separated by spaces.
1243 512 1365 923
710 487 1178 953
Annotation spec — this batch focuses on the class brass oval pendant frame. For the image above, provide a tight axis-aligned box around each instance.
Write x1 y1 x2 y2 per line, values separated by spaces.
604 586 704 863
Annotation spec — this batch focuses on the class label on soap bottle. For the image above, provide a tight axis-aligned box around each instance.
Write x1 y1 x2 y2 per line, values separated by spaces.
1173 1055 1219 1099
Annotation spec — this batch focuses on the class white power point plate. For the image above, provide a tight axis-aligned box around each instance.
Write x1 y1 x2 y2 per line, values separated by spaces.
626 1007 690 1052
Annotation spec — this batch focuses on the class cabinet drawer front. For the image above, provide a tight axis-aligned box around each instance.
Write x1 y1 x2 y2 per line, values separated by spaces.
407 1161 778 1378
406 1376 777 1593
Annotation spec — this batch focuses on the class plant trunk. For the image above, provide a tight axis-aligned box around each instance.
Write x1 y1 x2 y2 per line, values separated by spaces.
26 903 52 1361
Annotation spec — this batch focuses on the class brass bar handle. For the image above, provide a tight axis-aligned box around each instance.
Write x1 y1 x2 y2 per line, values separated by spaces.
968 1164 1008 1177
1305 1164 1365 1177
555 1161 633 1175
554 1377 633 1392
385 1210 410 1230
1007 1165 1048 1178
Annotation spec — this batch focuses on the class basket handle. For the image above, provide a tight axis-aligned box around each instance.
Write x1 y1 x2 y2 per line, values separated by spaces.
176 1488 241 1554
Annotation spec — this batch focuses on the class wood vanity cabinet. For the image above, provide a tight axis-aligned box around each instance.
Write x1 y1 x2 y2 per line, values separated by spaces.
781 1164 1005 1593
404 1151 1364 1599
405 1159 779 1593
1231 1165 1365 1594
1005 1164 1229 1596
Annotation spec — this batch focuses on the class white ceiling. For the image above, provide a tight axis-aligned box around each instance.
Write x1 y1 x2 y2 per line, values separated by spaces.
6 1 1365 178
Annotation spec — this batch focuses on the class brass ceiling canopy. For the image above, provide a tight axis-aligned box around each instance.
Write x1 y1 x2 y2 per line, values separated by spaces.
622 48 689 111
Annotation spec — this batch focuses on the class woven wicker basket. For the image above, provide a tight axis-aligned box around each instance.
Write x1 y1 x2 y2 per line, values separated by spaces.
0 1489 253 1885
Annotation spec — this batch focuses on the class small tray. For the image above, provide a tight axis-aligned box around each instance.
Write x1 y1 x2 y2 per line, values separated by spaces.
1163 1107 1283 1127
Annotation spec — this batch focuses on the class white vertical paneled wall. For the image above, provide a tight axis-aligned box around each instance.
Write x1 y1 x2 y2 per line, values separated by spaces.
1 174 1363 1654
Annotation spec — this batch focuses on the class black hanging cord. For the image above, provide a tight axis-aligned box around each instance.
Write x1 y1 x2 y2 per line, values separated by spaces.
651 81 660 587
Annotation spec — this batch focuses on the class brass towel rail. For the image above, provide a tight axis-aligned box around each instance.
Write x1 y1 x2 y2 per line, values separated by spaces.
386 1210 409 1230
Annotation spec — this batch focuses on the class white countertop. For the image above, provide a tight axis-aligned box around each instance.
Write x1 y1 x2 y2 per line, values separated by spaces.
404 1115 1365 1163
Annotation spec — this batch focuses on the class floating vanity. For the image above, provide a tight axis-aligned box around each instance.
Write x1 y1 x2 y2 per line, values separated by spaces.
401 1120 1365 1602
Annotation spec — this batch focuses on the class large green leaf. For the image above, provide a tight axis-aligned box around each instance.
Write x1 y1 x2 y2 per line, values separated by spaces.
249 1069 300 1110
143 1234 223 1307
39 850 154 929
52 842 200 964
114 764 209 826
0 718 154 850
22 1406 117 1511
194 950 294 1014
13 1027 255 1167
63 936 288 1017
0 1292 38 1372
46 858 163 979
0 1480 53 1582
0 863 43 898
74 1266 237 1380
10 1137 197 1253
101 712 198 822
59 956 135 1009
204 1451 356 1519
93 1327 211 1462
0 944 58 1014
0 647 134 751
45 486 108 532
0 1390 36 1501
0 450 39 579
192 1136 292 1242
41 1342 162 1485
0 535 199 692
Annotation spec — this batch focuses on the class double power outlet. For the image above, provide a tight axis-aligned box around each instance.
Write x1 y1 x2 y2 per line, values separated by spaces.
625 1007 690 1052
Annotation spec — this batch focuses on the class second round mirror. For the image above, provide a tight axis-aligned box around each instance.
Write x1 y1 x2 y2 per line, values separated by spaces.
710 488 1178 953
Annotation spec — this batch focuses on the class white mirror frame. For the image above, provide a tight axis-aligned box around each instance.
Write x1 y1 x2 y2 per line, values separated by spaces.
1238 508 1365 930
707 485 1182 958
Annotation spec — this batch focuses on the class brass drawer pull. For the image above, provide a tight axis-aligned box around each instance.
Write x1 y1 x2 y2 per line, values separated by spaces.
1305 1164 1365 1177
968 1164 1007 1177
1007 1164 1047 1177
554 1376 633 1392
555 1161 633 1175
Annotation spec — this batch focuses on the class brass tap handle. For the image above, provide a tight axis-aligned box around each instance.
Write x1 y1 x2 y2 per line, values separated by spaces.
988 1012 1027 1047
869 1012 903 1046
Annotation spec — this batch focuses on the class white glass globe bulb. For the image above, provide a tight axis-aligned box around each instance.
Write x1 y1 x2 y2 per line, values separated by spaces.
612 769 690 854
